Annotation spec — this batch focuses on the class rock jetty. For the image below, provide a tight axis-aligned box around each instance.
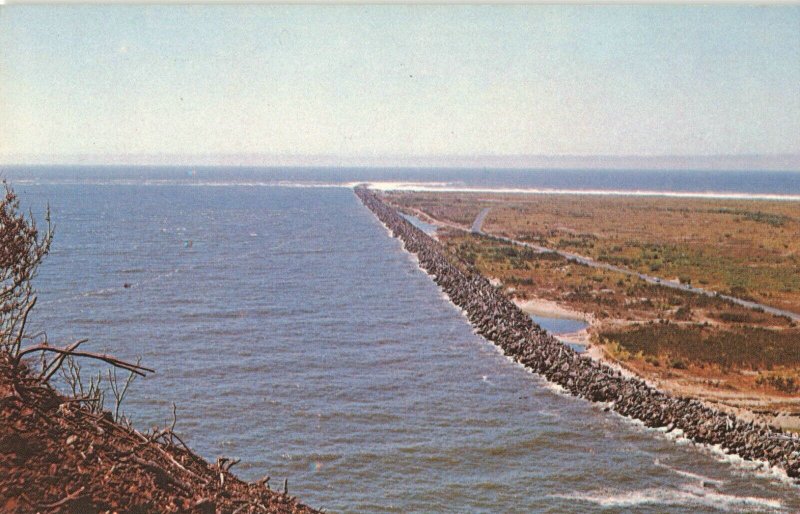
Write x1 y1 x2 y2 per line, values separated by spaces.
355 186 800 480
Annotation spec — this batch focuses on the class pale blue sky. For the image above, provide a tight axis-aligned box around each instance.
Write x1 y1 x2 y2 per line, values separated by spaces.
1 5 799 164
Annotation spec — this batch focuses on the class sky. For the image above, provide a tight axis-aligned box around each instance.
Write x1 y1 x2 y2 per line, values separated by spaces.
1 5 799 166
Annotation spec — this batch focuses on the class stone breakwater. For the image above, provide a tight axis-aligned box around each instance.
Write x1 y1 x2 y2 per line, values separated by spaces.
355 187 800 480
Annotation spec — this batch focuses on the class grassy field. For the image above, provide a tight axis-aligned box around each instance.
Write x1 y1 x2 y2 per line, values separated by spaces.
600 324 800 370
389 192 800 313
439 229 793 329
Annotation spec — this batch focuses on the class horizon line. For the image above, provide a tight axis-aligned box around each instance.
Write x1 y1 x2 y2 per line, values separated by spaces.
2 153 800 172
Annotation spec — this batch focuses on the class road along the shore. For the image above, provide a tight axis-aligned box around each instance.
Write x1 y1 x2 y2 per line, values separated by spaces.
470 207 492 233
355 187 800 481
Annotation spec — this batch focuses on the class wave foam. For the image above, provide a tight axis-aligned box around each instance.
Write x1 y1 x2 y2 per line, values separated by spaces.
612 411 797 486
552 485 784 512
655 459 725 487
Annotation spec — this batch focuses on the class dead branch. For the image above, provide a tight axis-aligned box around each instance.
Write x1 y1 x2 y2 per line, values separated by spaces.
132 429 204 481
12 296 36 352
38 486 86 510
108 357 140 422
59 396 102 404
17 344 154 377
170 402 177 432
129 455 191 493
217 457 241 473
40 339 87 382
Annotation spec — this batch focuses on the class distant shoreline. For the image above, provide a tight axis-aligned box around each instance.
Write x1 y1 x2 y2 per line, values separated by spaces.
6 176 800 202
364 183 800 202
4 166 800 200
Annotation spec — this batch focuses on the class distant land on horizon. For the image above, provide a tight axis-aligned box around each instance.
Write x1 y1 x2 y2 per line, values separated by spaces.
3 153 800 172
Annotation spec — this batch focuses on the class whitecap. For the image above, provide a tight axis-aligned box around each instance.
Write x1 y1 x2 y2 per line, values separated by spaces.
551 485 785 512
655 459 725 487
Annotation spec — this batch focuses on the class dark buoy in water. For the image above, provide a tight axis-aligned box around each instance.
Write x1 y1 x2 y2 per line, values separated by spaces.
123 283 131 289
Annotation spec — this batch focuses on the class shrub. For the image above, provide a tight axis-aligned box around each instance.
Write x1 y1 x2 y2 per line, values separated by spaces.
644 355 661 367
756 373 800 393
674 306 693 320
0 181 52 355
670 359 687 370
599 325 800 369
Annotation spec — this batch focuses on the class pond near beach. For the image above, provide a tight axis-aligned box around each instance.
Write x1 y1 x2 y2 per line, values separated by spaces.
529 314 590 353
400 212 438 236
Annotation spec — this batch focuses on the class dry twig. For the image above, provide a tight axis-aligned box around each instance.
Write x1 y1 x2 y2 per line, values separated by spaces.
17 344 154 376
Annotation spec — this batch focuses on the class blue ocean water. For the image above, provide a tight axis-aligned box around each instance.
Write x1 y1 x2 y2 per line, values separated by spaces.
3 165 800 195
6 168 800 512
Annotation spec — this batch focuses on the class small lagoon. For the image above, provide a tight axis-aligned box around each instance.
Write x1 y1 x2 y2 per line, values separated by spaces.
529 314 588 335
400 213 438 235
529 314 590 353
402 211 592 352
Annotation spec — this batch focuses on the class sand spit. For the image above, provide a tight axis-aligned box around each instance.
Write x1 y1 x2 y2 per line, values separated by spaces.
355 186 800 481
363 182 800 201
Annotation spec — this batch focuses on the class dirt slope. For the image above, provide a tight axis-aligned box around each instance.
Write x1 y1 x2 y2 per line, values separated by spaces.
0 355 320 514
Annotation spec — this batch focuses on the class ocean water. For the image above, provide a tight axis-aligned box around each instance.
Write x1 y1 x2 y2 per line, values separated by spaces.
8 168 800 512
4 165 800 196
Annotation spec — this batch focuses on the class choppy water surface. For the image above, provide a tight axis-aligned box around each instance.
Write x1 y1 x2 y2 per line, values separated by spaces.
14 181 800 512
4 165 800 196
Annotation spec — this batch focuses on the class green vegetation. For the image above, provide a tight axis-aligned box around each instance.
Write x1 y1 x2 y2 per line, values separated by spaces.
440 230 790 328
599 324 800 370
756 372 800 394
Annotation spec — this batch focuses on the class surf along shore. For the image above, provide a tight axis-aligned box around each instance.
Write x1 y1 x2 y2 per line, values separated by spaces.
355 186 800 481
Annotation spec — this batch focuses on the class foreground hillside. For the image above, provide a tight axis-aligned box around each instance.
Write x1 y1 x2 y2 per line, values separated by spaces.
0 355 319 514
